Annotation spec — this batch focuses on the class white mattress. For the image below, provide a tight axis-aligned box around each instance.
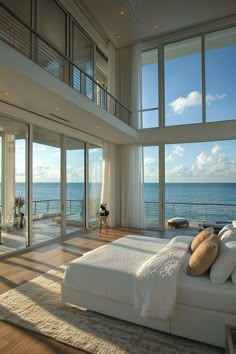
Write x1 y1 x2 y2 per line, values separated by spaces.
63 234 236 315
177 256 236 314
63 235 168 305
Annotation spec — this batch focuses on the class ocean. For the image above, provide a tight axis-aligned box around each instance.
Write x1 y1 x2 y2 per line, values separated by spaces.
10 182 236 223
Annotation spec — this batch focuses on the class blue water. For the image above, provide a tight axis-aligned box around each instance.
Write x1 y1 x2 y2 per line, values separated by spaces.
9 182 236 222
145 183 236 204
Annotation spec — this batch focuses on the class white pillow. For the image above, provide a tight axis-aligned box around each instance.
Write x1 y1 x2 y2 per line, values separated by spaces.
231 266 236 284
218 224 234 237
210 241 236 284
232 220 236 228
221 229 236 243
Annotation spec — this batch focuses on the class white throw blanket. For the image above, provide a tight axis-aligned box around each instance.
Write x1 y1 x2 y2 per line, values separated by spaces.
134 236 193 320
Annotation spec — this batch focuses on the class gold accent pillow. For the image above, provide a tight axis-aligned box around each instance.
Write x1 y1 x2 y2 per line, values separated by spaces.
190 227 214 253
188 235 219 276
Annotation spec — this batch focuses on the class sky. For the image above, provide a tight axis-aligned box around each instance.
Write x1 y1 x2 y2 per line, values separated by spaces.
142 31 236 183
15 142 103 183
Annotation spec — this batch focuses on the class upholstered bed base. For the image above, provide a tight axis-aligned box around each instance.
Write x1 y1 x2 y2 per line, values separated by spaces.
61 284 236 348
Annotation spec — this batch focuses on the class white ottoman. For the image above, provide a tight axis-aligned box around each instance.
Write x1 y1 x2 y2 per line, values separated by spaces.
168 217 189 229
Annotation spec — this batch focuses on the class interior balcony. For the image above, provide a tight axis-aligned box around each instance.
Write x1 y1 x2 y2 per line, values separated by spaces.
0 3 138 144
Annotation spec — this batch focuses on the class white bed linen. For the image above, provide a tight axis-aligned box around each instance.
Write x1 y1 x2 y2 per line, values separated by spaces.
63 235 169 305
134 236 193 319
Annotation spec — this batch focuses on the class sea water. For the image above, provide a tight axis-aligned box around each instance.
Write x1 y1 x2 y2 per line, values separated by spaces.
8 182 236 222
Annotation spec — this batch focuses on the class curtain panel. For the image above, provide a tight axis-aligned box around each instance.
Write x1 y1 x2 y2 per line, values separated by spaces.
120 144 144 229
101 142 118 227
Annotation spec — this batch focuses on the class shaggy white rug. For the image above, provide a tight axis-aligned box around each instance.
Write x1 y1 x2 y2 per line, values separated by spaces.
0 265 223 354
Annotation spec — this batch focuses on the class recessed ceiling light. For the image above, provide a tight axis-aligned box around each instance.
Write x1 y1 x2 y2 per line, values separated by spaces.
55 107 60 110
115 34 120 39
154 23 160 29
1 90 9 96
120 10 125 16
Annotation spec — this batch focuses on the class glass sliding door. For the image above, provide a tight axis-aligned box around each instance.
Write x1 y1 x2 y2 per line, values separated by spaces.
66 137 85 234
0 117 28 254
32 127 61 244
143 146 160 228
88 144 103 228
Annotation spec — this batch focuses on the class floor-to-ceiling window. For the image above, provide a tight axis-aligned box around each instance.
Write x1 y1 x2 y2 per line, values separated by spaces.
32 127 61 244
165 141 236 226
143 146 159 228
205 27 236 122
66 137 85 234
88 144 103 228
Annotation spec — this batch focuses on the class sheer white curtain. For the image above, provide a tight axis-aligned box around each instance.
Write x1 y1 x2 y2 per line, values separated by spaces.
101 141 118 227
103 43 144 229
120 144 144 229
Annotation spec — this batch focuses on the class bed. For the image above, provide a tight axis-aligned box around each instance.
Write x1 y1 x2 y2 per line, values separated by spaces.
61 234 236 348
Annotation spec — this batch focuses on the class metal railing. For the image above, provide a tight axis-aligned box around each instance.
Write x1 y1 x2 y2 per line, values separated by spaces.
32 198 83 217
32 199 236 224
145 201 236 225
0 3 132 125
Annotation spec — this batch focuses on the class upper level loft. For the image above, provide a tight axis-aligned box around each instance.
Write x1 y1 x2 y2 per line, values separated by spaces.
0 1 138 144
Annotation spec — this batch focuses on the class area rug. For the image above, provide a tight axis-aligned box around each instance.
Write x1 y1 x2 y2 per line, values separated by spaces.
0 265 223 354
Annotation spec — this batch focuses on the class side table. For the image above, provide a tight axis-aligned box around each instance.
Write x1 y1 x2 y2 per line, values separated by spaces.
99 216 108 233
225 325 236 354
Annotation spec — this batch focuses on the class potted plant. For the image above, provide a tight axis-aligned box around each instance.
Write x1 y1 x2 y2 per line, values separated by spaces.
15 196 25 227
99 203 109 217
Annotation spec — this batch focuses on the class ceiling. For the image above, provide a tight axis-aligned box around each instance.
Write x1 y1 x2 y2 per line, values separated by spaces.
80 0 236 47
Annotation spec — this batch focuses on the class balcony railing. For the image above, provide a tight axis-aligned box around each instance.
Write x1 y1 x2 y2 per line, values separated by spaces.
33 199 236 225
0 3 132 125
145 201 236 226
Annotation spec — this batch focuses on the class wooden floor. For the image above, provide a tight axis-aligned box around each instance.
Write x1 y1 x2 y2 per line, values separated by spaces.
0 226 197 353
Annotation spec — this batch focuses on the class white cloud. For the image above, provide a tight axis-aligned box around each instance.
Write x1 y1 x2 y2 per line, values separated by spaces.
169 91 201 114
169 165 187 176
206 93 226 104
166 144 184 161
173 145 184 156
144 157 155 165
166 143 236 181
190 149 235 178
169 91 226 115
211 144 221 155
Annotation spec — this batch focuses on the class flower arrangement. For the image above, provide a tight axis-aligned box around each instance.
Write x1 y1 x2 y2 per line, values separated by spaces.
15 196 25 216
99 203 109 217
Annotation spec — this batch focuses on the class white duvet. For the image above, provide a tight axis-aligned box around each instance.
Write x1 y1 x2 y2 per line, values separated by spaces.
63 235 193 320
134 236 193 320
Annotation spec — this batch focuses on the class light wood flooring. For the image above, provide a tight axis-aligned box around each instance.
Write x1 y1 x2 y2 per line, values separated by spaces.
0 226 198 353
